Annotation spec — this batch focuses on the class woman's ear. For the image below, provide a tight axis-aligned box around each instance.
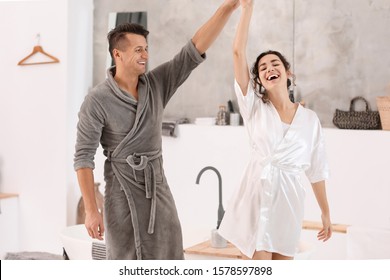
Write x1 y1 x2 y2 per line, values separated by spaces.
287 71 296 86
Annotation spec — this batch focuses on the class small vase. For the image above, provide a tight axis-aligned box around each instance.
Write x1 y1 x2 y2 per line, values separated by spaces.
76 182 104 224
211 228 227 248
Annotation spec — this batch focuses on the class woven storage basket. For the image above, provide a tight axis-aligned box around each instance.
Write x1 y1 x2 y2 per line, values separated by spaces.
376 96 390 130
333 97 381 129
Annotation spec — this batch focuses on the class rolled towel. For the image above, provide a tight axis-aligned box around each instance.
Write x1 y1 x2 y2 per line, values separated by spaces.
92 242 107 260
162 118 189 137
162 121 177 137
4 251 64 260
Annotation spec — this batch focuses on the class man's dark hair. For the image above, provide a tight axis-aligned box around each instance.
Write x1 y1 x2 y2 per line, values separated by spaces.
107 23 149 59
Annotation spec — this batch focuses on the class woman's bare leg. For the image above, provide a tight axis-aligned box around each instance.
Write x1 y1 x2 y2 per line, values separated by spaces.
241 250 272 260
272 253 293 260
241 251 293 260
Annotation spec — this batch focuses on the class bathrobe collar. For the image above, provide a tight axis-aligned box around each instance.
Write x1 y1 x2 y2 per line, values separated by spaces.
106 66 148 108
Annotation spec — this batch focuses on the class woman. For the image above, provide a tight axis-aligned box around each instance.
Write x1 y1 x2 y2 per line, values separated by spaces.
218 0 332 260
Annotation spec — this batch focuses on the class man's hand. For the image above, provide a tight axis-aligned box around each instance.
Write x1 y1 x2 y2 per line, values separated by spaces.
192 0 240 54
85 210 105 240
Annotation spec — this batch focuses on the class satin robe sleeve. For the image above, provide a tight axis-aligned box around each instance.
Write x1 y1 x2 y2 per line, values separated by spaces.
305 116 330 183
234 79 256 121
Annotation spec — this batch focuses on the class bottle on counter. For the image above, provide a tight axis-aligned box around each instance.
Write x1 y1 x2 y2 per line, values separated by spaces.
216 105 228 125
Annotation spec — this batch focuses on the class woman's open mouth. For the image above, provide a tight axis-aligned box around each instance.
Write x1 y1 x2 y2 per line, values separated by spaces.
267 74 279 81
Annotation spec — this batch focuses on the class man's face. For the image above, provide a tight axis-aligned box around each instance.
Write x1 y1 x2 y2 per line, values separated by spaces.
113 33 148 75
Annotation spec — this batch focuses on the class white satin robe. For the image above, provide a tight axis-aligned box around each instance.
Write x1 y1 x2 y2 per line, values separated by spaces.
218 81 329 258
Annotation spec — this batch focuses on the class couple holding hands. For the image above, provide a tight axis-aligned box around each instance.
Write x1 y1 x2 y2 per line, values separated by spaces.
74 0 331 260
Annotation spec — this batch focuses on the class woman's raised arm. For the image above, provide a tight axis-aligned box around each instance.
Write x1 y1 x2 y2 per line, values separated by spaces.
233 0 253 95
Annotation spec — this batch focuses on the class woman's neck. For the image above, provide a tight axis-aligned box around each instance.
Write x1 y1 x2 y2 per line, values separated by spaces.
268 88 294 110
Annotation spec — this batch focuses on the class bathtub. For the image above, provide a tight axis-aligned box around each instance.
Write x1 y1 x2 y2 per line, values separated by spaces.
60 224 105 260
60 224 315 260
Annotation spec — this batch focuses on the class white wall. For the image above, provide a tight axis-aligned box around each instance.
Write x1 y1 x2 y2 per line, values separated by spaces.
66 0 94 228
0 0 93 254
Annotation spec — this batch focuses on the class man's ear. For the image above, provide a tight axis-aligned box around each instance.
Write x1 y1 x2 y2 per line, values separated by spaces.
113 49 121 61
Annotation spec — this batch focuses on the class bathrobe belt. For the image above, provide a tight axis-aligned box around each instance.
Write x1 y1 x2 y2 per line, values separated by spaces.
107 149 162 234
260 156 302 183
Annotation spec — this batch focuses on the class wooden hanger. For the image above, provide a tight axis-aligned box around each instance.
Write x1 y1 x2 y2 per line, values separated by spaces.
17 34 60 66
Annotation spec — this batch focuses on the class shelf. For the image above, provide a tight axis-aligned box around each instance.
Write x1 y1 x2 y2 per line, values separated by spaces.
302 220 349 234
184 220 349 259
0 193 19 200
184 240 242 259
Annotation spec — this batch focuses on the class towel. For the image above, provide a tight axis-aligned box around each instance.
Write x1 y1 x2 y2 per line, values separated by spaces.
92 242 107 260
4 251 64 260
162 121 177 137
162 118 189 137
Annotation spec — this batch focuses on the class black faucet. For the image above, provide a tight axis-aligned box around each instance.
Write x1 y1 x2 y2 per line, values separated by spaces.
195 166 225 229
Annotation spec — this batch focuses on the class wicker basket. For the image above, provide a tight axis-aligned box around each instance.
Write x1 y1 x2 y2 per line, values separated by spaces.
376 96 390 130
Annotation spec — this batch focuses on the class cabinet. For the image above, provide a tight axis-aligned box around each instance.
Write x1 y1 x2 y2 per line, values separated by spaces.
0 193 19 259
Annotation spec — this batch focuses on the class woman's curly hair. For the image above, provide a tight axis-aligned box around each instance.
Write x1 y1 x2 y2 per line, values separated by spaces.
250 50 295 103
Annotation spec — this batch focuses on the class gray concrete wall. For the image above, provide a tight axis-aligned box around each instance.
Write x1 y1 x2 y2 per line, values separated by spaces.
93 0 390 127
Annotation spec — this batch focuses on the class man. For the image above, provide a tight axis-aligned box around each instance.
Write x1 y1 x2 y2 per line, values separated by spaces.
74 0 239 260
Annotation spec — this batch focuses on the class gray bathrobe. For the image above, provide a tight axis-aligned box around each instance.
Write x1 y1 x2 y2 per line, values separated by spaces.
74 40 205 259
